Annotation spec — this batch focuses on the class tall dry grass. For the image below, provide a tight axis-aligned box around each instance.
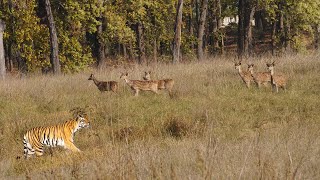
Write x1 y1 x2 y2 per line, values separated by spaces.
0 54 319 179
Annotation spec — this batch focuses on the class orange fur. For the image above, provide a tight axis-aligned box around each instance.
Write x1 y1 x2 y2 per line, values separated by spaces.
23 114 90 158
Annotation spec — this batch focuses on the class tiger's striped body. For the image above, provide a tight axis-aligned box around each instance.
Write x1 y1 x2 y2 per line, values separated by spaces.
23 115 90 158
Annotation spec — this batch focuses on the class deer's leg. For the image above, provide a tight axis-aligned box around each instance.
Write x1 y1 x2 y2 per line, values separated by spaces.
246 81 250 88
134 89 139 96
257 82 261 88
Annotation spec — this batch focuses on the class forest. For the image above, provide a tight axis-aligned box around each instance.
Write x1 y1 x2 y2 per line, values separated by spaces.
0 0 319 76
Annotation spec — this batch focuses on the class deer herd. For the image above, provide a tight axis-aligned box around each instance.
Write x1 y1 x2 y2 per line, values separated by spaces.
88 61 287 96
88 71 175 96
234 60 287 92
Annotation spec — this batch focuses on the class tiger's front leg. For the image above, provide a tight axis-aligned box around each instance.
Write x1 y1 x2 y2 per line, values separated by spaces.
64 141 81 152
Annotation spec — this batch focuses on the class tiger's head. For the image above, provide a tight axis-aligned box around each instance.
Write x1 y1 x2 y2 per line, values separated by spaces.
76 114 90 128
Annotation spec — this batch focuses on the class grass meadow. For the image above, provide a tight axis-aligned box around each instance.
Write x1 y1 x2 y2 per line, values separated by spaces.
0 54 319 179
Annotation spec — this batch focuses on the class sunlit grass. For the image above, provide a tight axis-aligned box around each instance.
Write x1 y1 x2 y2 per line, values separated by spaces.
0 54 319 179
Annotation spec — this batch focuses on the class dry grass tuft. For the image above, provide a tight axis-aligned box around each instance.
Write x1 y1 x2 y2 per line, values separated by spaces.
165 117 190 138
114 126 135 142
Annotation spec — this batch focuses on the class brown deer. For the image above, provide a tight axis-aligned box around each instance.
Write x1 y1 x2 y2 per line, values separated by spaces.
266 62 287 93
234 61 254 88
247 63 271 88
88 74 118 93
143 71 175 94
120 72 158 96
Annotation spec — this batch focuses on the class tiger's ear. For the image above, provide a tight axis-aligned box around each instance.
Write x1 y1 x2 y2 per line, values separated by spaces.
76 114 83 120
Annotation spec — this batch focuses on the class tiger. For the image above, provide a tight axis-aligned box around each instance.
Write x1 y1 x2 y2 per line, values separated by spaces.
23 114 90 158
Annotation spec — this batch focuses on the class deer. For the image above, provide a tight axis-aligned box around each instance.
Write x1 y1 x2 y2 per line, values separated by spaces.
234 61 254 88
266 62 287 93
247 63 271 88
120 72 159 96
143 71 175 95
88 74 118 93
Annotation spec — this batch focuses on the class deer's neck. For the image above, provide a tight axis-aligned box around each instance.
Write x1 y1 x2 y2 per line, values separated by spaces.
270 69 274 76
249 69 254 75
124 78 132 85
92 77 100 86
270 69 275 84
249 69 255 78
238 68 245 78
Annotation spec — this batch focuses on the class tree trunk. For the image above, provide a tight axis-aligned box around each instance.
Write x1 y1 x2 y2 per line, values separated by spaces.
137 22 146 64
254 10 264 31
237 0 245 58
128 39 134 61
97 21 106 69
216 0 223 54
279 7 285 53
238 0 255 58
0 19 6 79
172 0 183 64
123 44 128 59
197 0 208 61
314 25 320 50
244 5 255 56
271 21 277 56
189 0 194 49
96 20 106 69
153 39 157 63
45 0 61 74
284 16 291 51
7 0 13 72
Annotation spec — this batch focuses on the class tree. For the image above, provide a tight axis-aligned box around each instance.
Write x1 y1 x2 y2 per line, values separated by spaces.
197 0 208 61
45 0 61 74
237 0 256 58
172 0 184 63
0 19 5 79
137 21 146 64
96 0 106 69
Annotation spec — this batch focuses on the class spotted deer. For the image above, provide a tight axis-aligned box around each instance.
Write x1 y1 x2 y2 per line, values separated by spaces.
247 64 271 88
234 61 254 88
120 72 158 96
266 62 287 93
88 74 118 93
143 71 175 94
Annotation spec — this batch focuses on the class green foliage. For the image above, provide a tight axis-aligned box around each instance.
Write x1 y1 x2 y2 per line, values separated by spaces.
2 0 50 72
0 0 319 73
263 0 320 51
52 0 100 72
